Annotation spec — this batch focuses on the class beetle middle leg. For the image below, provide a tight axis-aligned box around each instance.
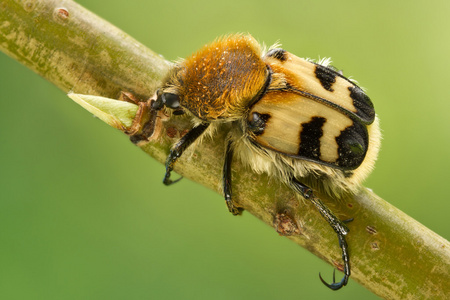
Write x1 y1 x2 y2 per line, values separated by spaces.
222 140 243 215
290 177 350 290
163 123 210 185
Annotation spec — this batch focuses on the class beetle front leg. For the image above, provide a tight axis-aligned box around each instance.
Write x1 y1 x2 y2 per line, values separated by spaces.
163 123 210 185
290 177 351 290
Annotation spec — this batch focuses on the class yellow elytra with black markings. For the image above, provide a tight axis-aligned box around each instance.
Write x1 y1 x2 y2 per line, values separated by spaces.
244 50 380 195
151 33 381 290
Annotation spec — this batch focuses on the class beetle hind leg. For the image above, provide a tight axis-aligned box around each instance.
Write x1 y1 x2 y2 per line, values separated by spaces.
290 177 350 290
318 233 350 290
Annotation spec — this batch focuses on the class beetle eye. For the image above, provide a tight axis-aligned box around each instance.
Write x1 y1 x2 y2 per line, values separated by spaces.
152 94 164 110
152 95 164 110
163 93 181 109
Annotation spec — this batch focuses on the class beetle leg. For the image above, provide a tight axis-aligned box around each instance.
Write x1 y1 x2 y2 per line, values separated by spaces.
222 141 242 215
163 123 210 185
290 177 350 290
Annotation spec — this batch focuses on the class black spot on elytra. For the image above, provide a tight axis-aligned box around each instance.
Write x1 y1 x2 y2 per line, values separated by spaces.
315 64 337 92
265 48 287 62
335 121 368 169
248 112 271 136
343 170 354 178
348 86 375 124
298 117 326 159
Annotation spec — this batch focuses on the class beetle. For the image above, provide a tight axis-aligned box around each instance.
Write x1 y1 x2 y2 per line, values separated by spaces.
150 34 381 290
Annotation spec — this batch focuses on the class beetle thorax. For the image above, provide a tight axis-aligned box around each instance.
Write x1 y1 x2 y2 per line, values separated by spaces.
174 35 268 121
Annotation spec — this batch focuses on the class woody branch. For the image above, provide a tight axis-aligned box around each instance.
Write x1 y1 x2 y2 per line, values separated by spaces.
0 0 449 299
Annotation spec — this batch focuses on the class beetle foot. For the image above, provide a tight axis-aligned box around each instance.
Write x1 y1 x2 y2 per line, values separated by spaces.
226 200 243 216
319 269 348 291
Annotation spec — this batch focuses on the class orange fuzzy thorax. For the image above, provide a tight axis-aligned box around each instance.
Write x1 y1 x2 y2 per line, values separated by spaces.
178 34 268 121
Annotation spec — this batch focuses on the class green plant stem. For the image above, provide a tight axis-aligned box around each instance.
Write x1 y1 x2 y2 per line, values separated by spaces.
1 1 449 298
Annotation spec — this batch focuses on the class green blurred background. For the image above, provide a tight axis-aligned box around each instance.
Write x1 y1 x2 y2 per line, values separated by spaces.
1 0 449 299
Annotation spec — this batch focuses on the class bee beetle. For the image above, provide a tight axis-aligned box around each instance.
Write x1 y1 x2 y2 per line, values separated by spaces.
151 34 381 290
